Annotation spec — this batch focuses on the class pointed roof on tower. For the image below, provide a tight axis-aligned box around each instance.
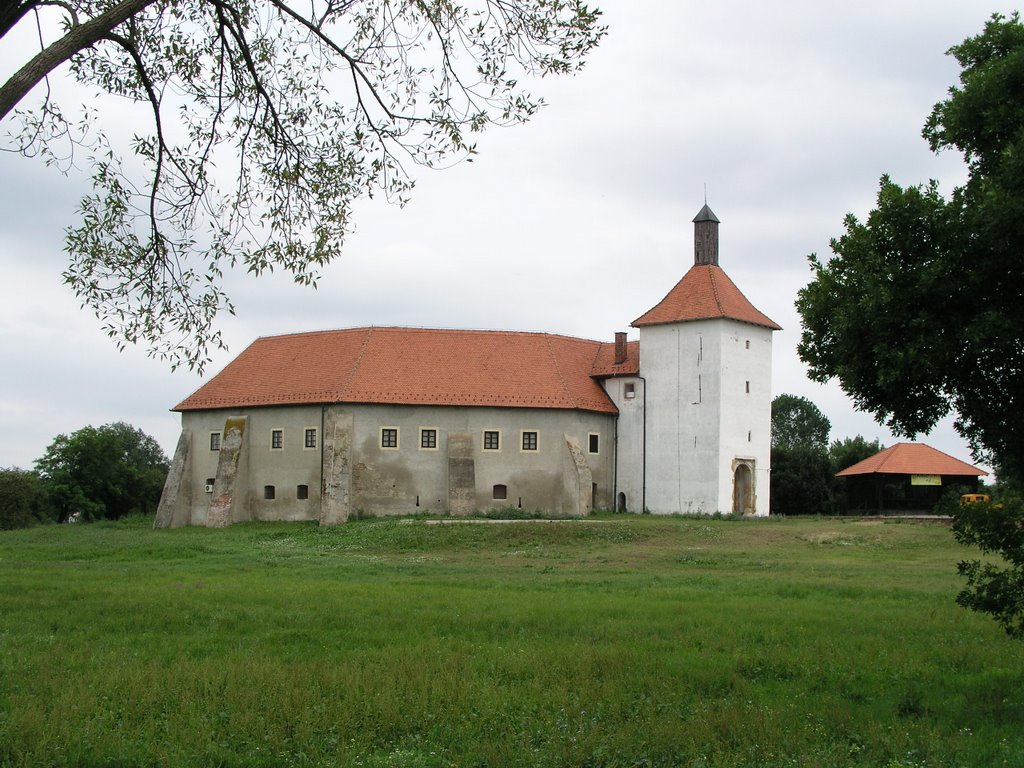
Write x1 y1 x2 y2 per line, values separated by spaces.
632 205 781 330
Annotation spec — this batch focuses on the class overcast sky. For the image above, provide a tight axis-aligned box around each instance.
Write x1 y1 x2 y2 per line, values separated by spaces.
0 1 1014 474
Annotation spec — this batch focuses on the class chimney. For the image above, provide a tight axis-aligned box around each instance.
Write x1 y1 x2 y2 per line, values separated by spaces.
614 332 627 365
693 203 720 266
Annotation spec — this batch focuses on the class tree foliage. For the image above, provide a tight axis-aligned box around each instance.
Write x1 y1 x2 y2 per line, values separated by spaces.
828 435 884 475
769 394 833 514
770 447 833 516
771 394 830 453
1 0 605 371
948 495 1024 638
796 12 1024 486
35 422 168 522
0 467 58 530
828 435 884 514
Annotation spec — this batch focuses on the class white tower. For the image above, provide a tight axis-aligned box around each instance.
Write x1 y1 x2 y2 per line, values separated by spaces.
631 205 780 515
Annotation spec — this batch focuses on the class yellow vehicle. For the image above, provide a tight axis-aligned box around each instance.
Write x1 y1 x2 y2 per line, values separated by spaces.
960 493 991 504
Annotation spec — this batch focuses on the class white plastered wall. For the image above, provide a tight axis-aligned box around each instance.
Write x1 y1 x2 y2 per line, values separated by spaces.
638 319 773 515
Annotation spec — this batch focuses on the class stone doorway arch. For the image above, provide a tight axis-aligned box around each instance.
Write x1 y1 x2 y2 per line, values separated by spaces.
732 462 754 515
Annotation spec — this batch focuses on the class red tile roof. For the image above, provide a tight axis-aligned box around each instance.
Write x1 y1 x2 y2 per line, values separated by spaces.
836 443 987 477
590 340 640 378
632 265 781 330
174 327 631 414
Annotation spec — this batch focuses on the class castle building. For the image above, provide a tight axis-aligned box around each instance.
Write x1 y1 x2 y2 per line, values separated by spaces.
155 206 780 527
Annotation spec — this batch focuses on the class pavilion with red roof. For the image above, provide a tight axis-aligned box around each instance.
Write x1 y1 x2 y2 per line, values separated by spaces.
836 442 987 513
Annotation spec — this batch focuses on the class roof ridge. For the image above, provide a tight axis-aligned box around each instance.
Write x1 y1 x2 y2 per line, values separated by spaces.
708 265 725 317
254 325 609 344
588 339 607 378
545 335 575 408
873 444 899 472
340 327 373 400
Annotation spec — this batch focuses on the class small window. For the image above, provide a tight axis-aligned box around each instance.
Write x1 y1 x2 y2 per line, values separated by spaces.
493 484 507 500
304 428 317 449
483 430 500 451
271 429 283 450
745 340 750 349
624 382 636 399
745 381 750 394
264 485 276 500
588 433 600 454
748 430 752 443
210 432 221 451
522 431 538 451
297 484 309 500
420 428 437 450
381 427 399 449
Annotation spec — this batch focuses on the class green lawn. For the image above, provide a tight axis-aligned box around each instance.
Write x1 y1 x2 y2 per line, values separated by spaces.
1 515 1021 767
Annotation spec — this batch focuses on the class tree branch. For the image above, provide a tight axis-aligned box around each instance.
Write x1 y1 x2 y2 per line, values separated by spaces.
0 0 155 121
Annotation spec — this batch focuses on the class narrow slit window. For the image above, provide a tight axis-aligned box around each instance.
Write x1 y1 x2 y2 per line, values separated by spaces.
745 381 750 394
588 433 600 454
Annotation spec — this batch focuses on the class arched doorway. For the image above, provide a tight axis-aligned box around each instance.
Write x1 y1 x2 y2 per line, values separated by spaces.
616 491 627 512
732 463 753 515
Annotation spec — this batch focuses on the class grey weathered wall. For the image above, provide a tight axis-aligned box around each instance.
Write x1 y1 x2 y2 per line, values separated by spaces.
169 402 615 524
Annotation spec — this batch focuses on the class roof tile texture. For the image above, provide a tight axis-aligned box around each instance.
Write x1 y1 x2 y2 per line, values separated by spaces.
632 264 781 330
836 443 987 477
174 327 630 414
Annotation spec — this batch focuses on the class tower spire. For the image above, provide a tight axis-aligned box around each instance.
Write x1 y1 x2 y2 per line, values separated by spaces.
693 203 720 266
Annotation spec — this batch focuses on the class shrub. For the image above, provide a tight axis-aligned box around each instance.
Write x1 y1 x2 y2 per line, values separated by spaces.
0 467 57 530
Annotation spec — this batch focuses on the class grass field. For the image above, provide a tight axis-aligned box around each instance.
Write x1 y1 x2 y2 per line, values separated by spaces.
1 514 1022 767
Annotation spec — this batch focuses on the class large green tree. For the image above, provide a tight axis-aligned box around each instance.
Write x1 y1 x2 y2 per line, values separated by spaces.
35 422 168 522
771 394 830 453
796 12 1024 486
797 13 1024 635
0 0 604 371
770 394 833 514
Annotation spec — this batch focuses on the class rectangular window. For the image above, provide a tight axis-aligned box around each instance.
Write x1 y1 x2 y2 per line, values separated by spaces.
210 432 221 451
271 429 283 450
304 428 317 449
381 427 399 449
297 484 309 500
420 428 437 450
483 430 500 451
624 382 636 399
264 485 275 500
588 433 600 454
745 381 751 394
522 431 538 451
